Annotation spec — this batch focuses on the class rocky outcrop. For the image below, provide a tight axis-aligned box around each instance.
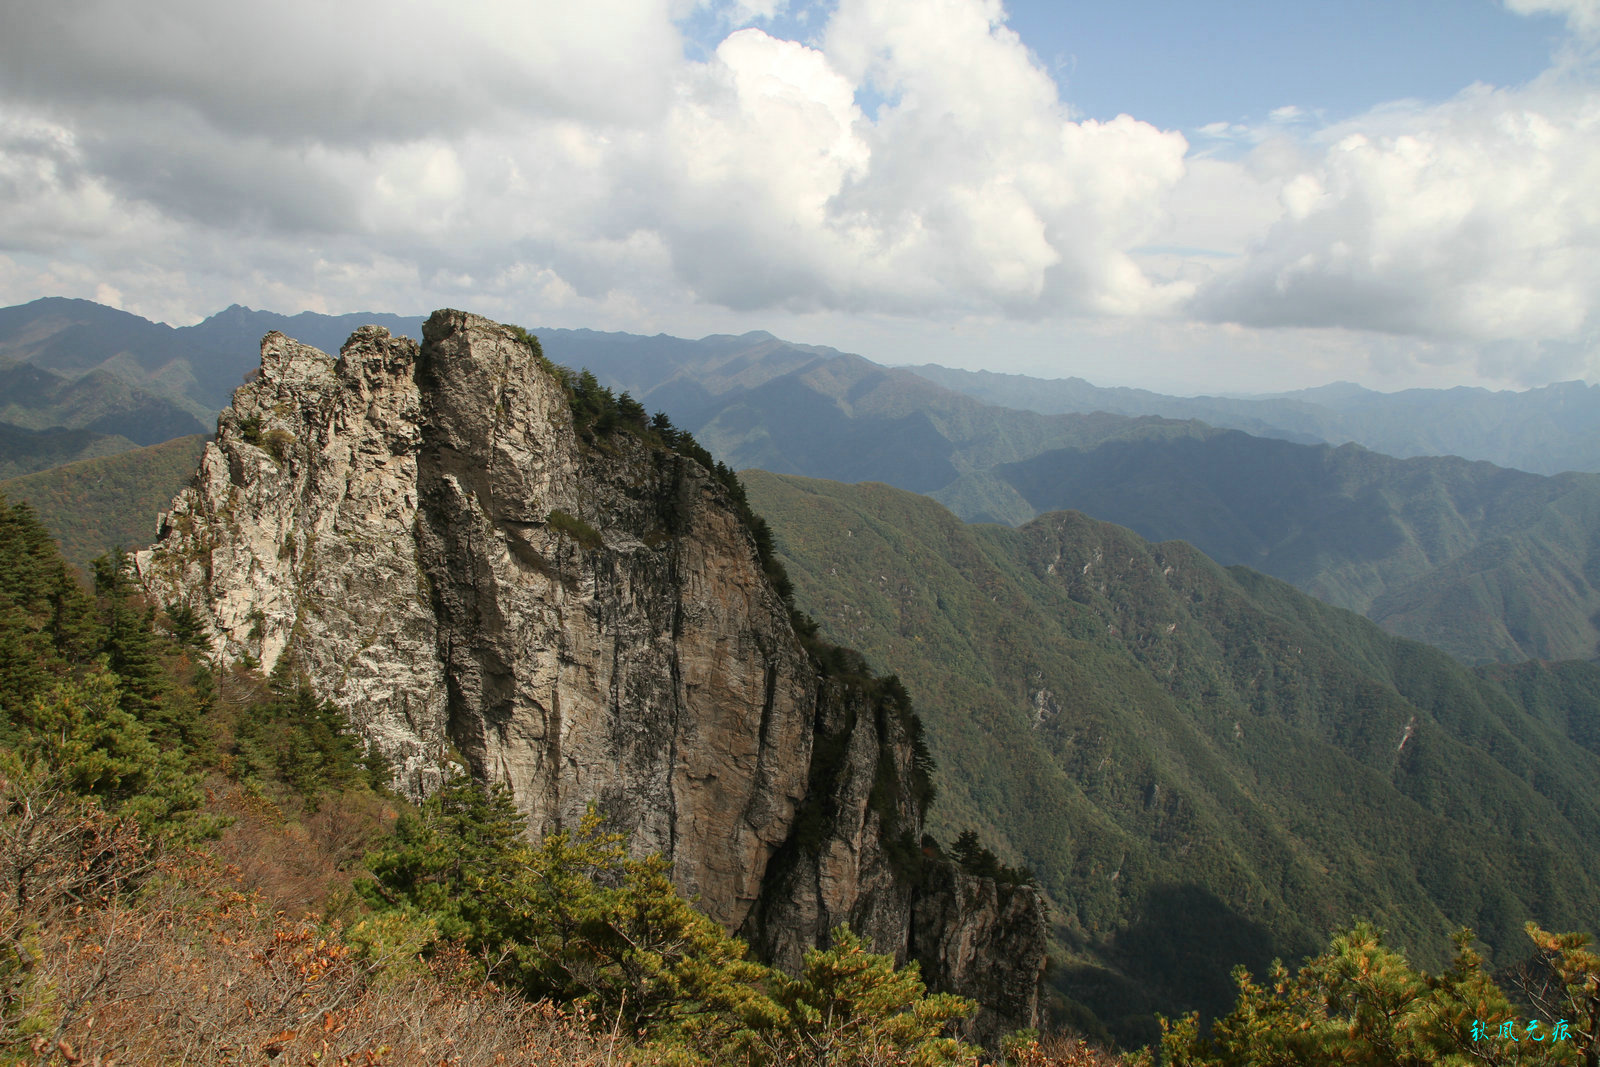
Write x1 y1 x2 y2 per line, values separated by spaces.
136 325 449 793
136 309 1044 1035
913 865 1050 1046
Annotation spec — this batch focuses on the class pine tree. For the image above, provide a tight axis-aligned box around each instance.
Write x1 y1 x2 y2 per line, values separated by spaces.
1522 924 1600 1067
93 549 177 737
231 664 379 807
16 670 210 840
766 925 978 1066
1161 921 1591 1066
0 495 102 732
360 793 984 1065
360 773 528 946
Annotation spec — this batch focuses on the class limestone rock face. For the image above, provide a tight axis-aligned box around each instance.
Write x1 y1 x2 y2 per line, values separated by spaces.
136 326 448 794
137 309 1044 1032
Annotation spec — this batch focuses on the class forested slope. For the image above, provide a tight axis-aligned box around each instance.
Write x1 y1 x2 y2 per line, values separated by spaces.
0 434 209 569
744 471 1600 1044
988 434 1600 663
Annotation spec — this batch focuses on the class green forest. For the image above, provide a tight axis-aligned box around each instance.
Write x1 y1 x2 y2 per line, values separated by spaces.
0 433 208 569
744 472 1600 1050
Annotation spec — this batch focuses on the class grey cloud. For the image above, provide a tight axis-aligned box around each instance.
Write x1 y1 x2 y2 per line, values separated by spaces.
77 107 362 233
1474 336 1600 386
1193 256 1456 339
0 0 681 146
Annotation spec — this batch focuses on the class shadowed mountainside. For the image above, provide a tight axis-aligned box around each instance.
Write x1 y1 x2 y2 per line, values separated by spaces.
0 420 138 480
986 434 1600 663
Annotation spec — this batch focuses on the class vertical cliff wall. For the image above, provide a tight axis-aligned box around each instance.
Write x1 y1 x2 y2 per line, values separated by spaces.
136 309 1044 1040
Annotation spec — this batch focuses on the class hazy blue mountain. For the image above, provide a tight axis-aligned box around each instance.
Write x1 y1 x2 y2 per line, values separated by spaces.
536 326 1210 494
0 298 192 378
0 297 425 417
987 432 1600 663
10 297 1594 477
910 363 1600 476
537 325 1600 663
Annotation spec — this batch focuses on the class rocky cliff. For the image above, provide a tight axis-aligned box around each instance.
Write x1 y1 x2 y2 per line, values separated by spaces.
135 309 1044 1040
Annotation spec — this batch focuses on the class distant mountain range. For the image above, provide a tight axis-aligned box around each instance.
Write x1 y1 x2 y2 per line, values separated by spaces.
743 472 1600 1045
911 363 1600 477
0 297 425 416
0 297 421 480
981 433 1600 663
533 326 1600 664
535 326 1204 493
0 356 206 446
3 297 1598 666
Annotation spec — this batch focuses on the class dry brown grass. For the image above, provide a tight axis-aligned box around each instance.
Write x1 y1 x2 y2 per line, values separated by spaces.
6 764 1127 1067
206 774 397 919
1003 1033 1130 1067
33 903 636 1065
3 765 649 1067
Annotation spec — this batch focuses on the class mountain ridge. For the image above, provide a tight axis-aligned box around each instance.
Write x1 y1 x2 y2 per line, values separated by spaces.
988 431 1600 662
911 362 1600 477
7 296 1600 666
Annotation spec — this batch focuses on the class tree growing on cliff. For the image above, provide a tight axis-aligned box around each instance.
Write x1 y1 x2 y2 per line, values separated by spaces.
231 663 381 807
360 773 528 948
763 926 978 1066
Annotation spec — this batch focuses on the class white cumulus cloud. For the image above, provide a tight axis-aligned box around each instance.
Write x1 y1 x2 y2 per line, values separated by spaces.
1192 78 1600 372
0 0 1192 328
1506 0 1600 39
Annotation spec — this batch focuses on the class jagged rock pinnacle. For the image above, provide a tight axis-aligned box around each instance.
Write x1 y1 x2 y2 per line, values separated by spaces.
137 309 1046 1042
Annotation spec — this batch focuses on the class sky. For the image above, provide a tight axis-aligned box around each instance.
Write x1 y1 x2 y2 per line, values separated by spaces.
1 0 1597 394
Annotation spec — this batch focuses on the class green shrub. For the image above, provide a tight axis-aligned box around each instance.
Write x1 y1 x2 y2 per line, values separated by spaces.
765 926 979 1067
360 785 982 1065
261 428 294 463
238 413 262 445
547 509 603 550
1160 922 1600 1066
